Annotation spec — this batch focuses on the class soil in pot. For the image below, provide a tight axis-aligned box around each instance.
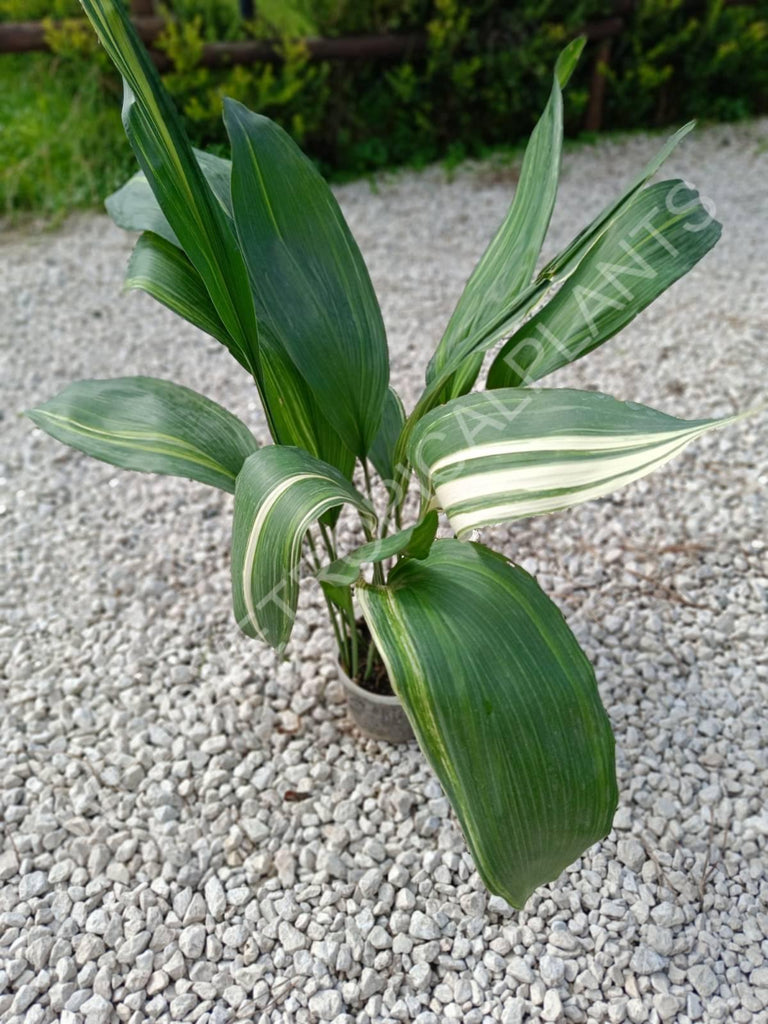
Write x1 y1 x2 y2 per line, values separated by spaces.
340 619 414 743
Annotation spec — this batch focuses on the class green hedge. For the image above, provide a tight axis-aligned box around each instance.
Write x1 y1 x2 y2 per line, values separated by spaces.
153 0 605 173
1 0 766 216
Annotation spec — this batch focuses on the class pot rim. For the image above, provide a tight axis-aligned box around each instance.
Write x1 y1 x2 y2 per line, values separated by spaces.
336 661 401 707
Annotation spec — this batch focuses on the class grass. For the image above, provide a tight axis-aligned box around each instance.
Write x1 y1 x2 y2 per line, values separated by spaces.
0 53 133 222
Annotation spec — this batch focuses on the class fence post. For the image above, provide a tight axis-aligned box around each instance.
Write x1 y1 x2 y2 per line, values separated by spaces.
585 38 613 132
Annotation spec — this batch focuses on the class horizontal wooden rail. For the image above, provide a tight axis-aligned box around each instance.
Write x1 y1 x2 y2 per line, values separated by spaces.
0 16 627 63
0 19 427 63
0 16 164 53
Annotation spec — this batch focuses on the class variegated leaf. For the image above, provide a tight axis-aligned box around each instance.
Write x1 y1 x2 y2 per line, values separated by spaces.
394 125 697 506
359 539 617 907
104 148 234 247
487 180 721 388
318 510 438 587
410 389 741 536
427 36 585 395
79 0 259 376
27 377 259 492
223 99 389 458
231 447 375 649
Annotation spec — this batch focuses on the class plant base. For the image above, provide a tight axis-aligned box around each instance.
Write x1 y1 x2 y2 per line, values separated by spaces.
338 664 414 744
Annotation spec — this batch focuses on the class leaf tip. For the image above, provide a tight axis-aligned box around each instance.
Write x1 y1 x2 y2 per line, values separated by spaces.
556 35 586 89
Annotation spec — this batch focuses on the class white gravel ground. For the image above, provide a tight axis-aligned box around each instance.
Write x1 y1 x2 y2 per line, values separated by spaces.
2 119 767 1024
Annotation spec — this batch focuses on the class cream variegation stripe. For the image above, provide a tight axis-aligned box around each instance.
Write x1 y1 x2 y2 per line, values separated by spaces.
358 586 462 798
411 389 748 537
446 437 695 535
425 428 706 473
240 473 322 638
433 431 702 511
38 412 221 458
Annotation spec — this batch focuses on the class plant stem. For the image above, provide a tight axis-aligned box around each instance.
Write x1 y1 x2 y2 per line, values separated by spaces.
349 614 359 680
305 528 349 668
316 520 359 674
319 521 337 562
360 459 386 585
364 634 376 681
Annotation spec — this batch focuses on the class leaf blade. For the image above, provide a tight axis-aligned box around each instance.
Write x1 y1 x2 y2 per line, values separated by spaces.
369 386 406 490
125 231 237 352
27 377 259 493
105 147 235 247
80 0 259 375
223 99 389 456
488 180 721 388
359 539 617 907
318 510 439 587
427 36 585 394
231 446 375 648
410 388 741 536
406 121 698 447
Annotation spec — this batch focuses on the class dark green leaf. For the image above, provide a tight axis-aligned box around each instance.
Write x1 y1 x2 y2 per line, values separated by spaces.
369 386 406 488
223 98 389 456
318 510 439 587
231 446 375 649
27 377 259 492
125 231 236 351
80 0 259 376
104 148 234 247
427 36 585 396
359 540 617 907
488 181 721 388
259 328 356 482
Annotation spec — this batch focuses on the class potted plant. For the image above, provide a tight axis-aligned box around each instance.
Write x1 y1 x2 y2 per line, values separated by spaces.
27 0 754 909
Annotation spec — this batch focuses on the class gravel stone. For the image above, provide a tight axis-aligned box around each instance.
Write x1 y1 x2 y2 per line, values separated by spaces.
11 984 38 1015
542 989 563 1021
278 920 307 952
309 989 344 1020
368 925 392 949
630 945 666 975
688 963 719 998
204 876 227 919
183 892 207 924
409 963 432 991
0 849 19 880
80 993 112 1024
540 954 565 987
358 867 384 899
179 924 206 959
18 871 48 899
508 957 535 984
616 839 645 872
75 935 105 965
653 993 680 1020
409 910 441 941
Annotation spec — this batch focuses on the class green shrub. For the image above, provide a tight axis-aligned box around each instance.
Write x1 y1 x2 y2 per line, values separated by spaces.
0 52 131 217
0 0 78 18
607 0 768 126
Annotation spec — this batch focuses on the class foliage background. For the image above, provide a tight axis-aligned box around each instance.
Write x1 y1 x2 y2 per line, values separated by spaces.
1 0 766 217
